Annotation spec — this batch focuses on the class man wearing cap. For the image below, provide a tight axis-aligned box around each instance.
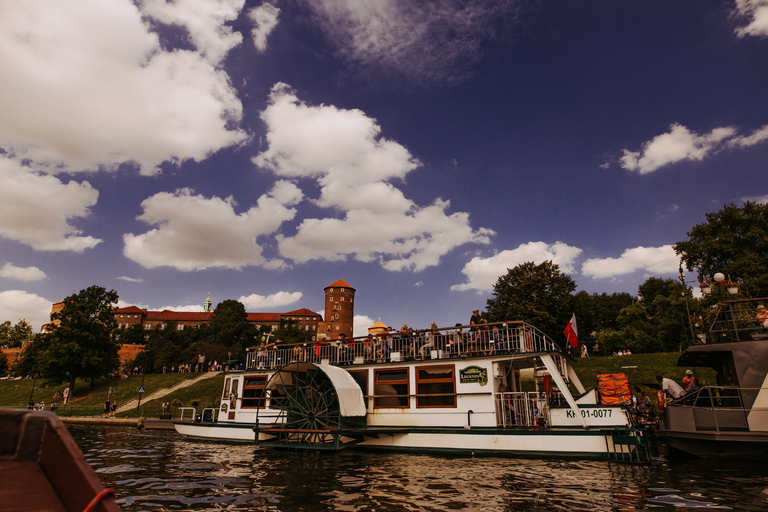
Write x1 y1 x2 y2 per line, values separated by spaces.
682 369 698 392
657 374 686 399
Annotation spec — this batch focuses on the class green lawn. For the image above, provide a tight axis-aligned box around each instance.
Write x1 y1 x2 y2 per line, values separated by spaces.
1 352 707 417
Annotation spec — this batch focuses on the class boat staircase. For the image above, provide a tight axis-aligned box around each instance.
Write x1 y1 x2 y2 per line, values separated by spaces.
116 371 222 414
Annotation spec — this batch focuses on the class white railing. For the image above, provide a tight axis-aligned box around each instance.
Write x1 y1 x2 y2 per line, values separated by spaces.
245 321 562 371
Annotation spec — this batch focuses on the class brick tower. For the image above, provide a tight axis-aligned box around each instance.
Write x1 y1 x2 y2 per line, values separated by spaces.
322 279 355 339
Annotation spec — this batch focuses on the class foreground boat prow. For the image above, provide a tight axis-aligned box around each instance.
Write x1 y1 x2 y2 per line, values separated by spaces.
0 407 121 512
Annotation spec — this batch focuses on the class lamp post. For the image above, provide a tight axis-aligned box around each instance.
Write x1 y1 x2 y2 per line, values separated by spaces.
678 265 697 344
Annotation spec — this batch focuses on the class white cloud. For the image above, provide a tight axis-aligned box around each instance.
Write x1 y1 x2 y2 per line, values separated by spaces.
741 194 768 204
620 123 768 174
254 84 493 271
581 245 678 279
0 0 247 175
0 290 52 331
302 0 515 87
734 0 768 37
123 181 303 270
620 124 736 174
239 291 303 309
451 242 583 292
0 156 101 251
116 276 144 283
139 0 244 64
353 315 376 338
0 263 47 282
727 124 768 148
248 2 280 51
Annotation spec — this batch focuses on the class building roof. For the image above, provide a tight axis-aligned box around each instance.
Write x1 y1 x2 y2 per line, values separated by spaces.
325 278 355 290
369 321 387 329
115 306 145 314
283 308 321 317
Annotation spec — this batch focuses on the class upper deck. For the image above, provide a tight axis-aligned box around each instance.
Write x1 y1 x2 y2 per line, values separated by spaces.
244 321 564 371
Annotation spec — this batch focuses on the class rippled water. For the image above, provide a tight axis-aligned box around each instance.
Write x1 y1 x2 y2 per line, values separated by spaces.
68 425 768 511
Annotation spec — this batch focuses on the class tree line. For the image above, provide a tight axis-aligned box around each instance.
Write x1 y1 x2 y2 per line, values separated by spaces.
1 201 767 392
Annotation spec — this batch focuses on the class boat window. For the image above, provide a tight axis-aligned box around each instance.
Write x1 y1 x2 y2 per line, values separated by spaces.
222 377 231 400
416 365 456 408
241 375 268 408
374 368 409 408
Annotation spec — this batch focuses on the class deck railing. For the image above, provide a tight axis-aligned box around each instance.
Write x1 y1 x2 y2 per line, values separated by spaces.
245 321 561 370
494 391 547 428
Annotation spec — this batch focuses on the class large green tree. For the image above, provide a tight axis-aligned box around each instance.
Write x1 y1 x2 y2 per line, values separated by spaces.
0 319 34 348
23 286 120 398
595 277 692 354
675 201 768 298
203 299 258 351
485 260 576 344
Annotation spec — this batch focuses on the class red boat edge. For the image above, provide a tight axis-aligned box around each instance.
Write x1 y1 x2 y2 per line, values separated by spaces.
0 407 121 512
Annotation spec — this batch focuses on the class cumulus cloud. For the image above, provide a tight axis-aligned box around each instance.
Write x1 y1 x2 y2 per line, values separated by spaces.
254 84 493 271
620 124 736 174
138 0 245 64
123 181 303 270
0 263 47 282
581 245 678 279
733 0 768 37
0 290 52 331
239 291 302 309
451 242 583 292
619 123 768 174
301 0 518 87
353 314 376 338
248 2 280 51
0 0 247 175
0 156 101 251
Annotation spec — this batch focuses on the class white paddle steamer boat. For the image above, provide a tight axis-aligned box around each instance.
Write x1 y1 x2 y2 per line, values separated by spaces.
174 321 651 461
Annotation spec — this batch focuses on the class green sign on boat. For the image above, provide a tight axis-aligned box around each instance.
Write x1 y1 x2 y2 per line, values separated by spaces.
459 366 488 386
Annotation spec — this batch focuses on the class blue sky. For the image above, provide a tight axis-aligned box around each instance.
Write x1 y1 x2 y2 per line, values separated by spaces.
1 0 766 335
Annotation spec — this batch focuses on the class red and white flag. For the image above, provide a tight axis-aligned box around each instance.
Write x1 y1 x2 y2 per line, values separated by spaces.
563 313 578 348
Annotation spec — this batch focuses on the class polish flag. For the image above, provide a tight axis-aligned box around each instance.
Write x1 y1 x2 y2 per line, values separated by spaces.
563 313 578 348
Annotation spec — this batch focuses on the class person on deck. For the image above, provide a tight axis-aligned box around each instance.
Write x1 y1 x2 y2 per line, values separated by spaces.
756 304 768 329
682 369 698 392
657 374 686 399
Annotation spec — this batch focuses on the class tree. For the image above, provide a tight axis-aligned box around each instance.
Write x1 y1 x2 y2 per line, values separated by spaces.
594 277 691 354
485 261 576 344
20 286 120 399
271 319 312 345
203 299 258 351
0 319 34 348
675 202 768 298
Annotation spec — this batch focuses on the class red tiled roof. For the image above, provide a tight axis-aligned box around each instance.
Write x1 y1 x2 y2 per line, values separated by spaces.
325 278 354 290
115 306 145 314
283 308 321 316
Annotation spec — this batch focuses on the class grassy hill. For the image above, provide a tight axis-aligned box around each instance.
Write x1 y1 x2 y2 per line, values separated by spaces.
1 352 703 417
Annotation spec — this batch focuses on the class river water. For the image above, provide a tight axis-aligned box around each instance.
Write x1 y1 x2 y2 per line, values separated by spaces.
68 425 768 512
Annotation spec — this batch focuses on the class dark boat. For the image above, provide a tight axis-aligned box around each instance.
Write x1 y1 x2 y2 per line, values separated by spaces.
0 407 121 512
661 298 768 458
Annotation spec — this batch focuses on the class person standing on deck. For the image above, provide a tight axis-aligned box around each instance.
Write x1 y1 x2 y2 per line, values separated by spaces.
657 374 686 399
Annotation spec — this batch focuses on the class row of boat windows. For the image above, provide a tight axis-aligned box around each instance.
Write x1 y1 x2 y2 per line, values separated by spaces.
225 365 457 410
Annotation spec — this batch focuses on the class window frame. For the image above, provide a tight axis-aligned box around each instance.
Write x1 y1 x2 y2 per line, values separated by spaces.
415 364 456 408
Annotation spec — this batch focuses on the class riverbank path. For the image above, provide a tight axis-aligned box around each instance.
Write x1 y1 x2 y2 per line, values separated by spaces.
116 371 222 414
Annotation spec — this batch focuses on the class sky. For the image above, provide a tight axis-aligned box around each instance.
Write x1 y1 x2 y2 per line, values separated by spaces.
1 0 767 336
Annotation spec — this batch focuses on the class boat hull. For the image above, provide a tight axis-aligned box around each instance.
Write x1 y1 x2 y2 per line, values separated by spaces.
173 421 256 442
664 430 768 458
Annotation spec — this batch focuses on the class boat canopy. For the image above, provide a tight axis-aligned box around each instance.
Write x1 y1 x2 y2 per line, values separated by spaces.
264 362 367 418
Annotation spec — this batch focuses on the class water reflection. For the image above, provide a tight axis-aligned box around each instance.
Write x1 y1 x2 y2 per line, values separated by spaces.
68 425 768 511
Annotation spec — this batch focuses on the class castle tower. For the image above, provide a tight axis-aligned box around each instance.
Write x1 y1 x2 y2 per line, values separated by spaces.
323 279 355 339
